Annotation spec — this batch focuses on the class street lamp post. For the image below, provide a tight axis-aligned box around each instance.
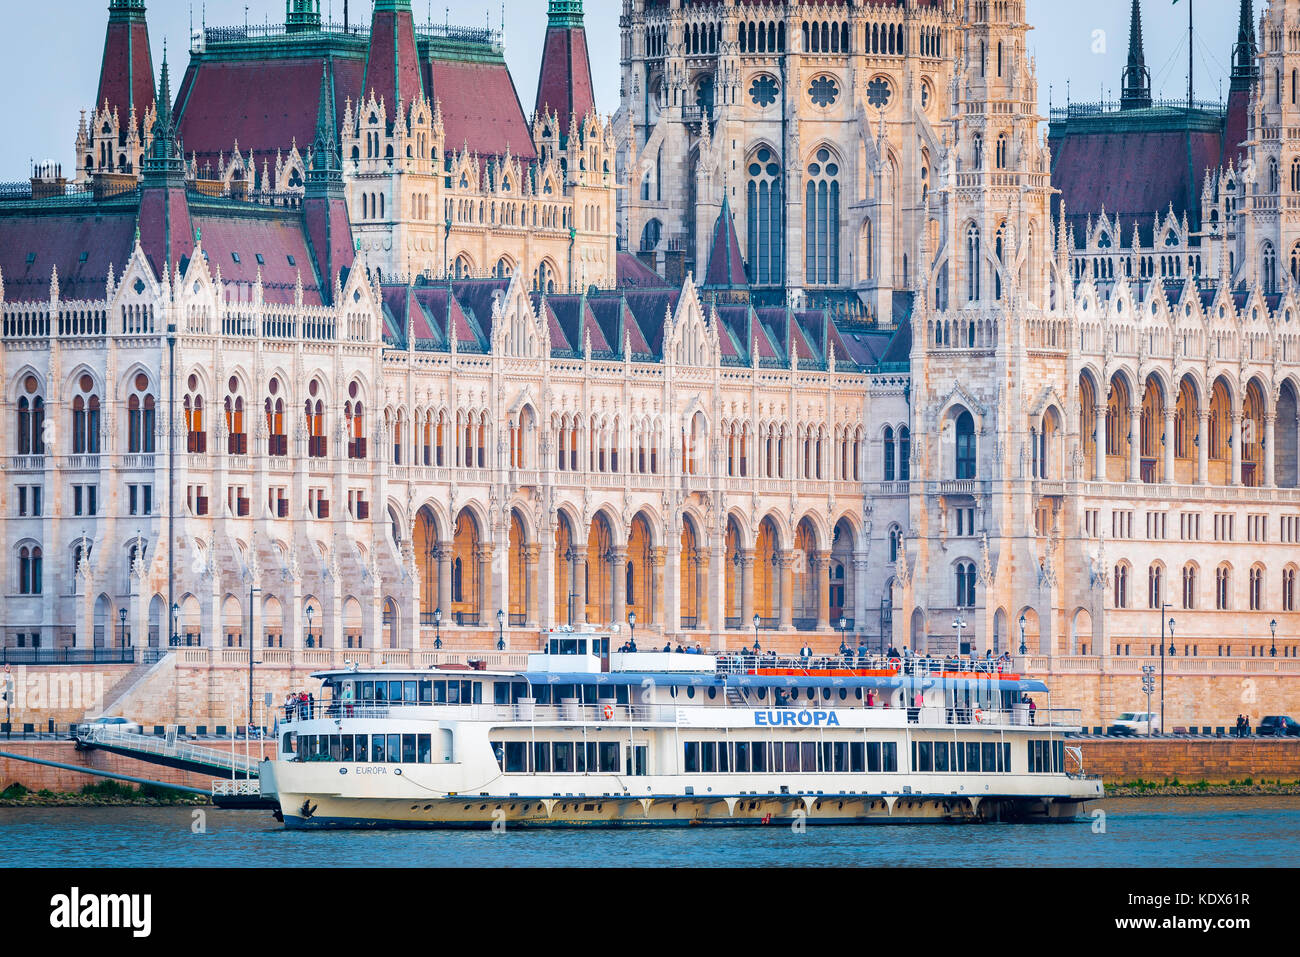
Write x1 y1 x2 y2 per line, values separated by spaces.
305 605 314 649
952 616 968 657
1271 618 1278 658
433 607 442 650
1161 616 1175 736
170 602 180 647
249 585 261 737
752 613 760 652
118 608 128 650
628 611 636 651
497 609 506 651
1018 613 1027 656
839 617 848 658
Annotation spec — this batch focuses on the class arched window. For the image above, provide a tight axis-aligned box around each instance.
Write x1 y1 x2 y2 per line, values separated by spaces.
493 257 513 279
804 148 841 285
995 132 1008 170
883 427 896 481
1182 565 1197 610
747 148 784 286
345 382 366 460
305 380 326 458
71 374 100 455
265 378 287 457
1114 564 1129 609
16 375 44 456
184 375 206 453
1249 566 1264 611
966 224 981 301
954 411 976 480
1215 566 1231 610
18 545 42 595
127 373 156 454
1285 567 1297 612
888 526 901 564
898 427 911 481
1148 564 1163 609
956 562 976 608
224 377 247 456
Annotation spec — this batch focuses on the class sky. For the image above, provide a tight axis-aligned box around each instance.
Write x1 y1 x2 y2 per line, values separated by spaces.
0 0 1246 178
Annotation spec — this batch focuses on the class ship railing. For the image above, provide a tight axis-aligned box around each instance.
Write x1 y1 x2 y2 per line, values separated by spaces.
280 701 683 724
715 653 1018 678
278 701 1083 730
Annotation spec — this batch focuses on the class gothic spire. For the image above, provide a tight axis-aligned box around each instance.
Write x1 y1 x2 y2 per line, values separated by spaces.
535 0 595 142
308 61 343 188
97 0 155 134
1232 0 1259 92
142 44 184 182
1120 0 1151 110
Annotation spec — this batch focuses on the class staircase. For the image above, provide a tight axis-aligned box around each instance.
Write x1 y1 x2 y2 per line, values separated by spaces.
91 651 174 720
725 686 749 708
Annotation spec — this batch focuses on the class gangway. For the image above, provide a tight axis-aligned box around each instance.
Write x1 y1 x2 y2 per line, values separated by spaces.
75 727 262 778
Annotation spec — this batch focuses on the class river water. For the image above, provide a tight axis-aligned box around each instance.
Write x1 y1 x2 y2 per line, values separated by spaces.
1 796 1296 867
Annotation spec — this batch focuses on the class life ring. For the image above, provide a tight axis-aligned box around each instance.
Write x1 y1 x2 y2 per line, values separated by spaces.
602 704 615 721
974 708 984 724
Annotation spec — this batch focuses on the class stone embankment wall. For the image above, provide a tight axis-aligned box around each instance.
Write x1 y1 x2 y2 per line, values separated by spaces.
1077 739 1300 783
0 740 275 793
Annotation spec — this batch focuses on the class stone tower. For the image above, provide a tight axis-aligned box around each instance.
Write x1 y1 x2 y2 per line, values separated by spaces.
536 0 596 143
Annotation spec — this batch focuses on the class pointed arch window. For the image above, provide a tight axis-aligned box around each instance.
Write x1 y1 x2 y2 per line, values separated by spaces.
18 545 42 595
966 224 981 302
266 378 287 457
954 411 976 480
747 148 784 286
305 380 327 458
71 374 100 455
805 148 841 285
883 427 896 481
1182 565 1197 610
956 562 976 608
127 373 156 454
225 377 247 456
16 376 44 456
184 375 206 454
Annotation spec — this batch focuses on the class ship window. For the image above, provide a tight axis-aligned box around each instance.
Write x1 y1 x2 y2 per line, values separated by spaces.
372 735 387 762
373 682 387 702
784 742 800 771
532 742 551 773
701 742 717 773
402 735 417 764
982 742 996 772
756 687 767 701
734 742 751 772
386 734 401 763
686 686 695 699
502 741 526 772
849 741 864 772
801 742 817 772
404 681 417 703
751 742 768 772
553 742 575 772
354 735 369 762
420 680 433 703
599 742 620 773
684 742 699 773
361 681 374 700
708 687 717 700
934 741 949 772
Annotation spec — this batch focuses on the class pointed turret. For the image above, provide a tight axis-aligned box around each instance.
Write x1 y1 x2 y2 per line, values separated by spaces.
304 60 355 304
360 0 423 128
1231 0 1259 93
535 0 596 142
702 198 750 303
1120 0 1151 110
96 0 156 136
142 46 184 183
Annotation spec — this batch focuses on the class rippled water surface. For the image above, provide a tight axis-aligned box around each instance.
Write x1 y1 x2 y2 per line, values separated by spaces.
1 797 1296 867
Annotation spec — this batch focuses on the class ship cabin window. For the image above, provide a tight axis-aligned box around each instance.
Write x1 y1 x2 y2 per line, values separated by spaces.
293 733 432 765
352 678 482 705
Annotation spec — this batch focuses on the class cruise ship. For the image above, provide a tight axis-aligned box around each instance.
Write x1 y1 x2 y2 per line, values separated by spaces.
259 633 1103 829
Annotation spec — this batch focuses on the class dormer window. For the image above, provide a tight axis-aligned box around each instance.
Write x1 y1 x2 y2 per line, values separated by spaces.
25 253 35 265
287 254 296 267
255 254 265 266
232 252 241 264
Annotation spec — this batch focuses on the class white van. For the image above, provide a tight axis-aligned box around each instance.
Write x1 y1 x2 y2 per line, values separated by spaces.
1107 712 1160 736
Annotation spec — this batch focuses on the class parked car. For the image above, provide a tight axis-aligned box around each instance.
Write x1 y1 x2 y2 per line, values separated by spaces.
1257 716 1300 737
84 716 141 735
1107 712 1160 736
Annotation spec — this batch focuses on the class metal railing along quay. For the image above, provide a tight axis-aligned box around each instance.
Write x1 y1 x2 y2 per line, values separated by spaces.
75 727 262 776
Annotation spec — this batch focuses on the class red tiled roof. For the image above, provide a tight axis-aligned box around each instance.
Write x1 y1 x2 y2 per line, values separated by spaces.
704 200 748 289
97 19 155 129
426 59 537 162
190 211 326 305
0 210 136 303
1224 88 1251 168
176 57 366 172
303 195 356 293
535 20 595 137
361 4 423 114
1052 126 1223 241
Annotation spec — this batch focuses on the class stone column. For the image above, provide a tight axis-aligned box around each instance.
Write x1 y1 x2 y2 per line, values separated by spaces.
852 552 870 641
610 547 628 628
1093 405 1106 481
1127 406 1141 483
538 530 556 634
778 553 794 630
1197 411 1210 485
813 553 831 632
695 550 709 637
524 544 541 628
1231 412 1243 487
477 544 495 626
569 546 588 624
1265 412 1277 488
1162 408 1176 485
652 546 668 635
739 549 755 629
708 536 726 641
436 543 453 618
